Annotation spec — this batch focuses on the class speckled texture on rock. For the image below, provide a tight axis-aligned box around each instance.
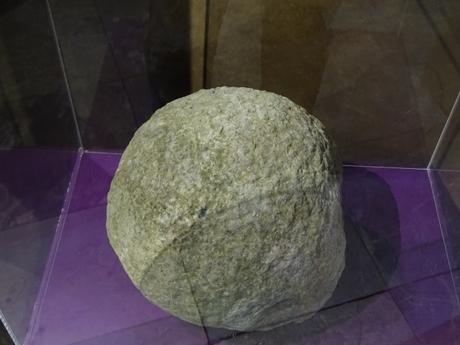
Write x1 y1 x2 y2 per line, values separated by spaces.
107 87 345 331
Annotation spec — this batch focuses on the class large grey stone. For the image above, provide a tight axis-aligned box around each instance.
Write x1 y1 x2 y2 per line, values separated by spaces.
107 87 345 331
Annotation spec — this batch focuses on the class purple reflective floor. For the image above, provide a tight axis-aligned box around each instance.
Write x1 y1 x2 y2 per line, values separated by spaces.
2 150 460 345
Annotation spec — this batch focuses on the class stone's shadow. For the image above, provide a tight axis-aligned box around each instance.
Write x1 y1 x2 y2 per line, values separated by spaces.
321 214 387 309
342 167 401 280
206 167 402 344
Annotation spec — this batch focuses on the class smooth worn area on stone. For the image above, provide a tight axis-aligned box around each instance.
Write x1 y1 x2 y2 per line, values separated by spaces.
107 87 345 331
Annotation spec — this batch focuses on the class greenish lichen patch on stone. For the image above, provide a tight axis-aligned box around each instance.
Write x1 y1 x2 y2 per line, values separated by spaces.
107 87 345 331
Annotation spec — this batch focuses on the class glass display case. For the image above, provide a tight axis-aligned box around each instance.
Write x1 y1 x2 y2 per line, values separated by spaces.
1 0 460 344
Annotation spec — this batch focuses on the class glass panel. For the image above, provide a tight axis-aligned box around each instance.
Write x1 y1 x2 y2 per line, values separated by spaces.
0 0 80 149
45 0 460 166
429 170 460 342
48 0 148 149
0 149 77 344
0 0 80 343
1 1 460 344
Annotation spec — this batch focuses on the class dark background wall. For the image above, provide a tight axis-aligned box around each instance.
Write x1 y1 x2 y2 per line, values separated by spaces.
0 0 79 149
205 0 460 168
1 0 459 167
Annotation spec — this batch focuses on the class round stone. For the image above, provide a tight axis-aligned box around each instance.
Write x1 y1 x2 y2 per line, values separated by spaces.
107 87 345 331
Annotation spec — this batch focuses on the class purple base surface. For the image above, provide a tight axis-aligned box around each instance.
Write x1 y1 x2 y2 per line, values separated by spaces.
1 151 459 345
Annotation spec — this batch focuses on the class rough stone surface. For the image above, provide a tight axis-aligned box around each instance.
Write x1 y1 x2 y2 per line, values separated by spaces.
107 87 345 331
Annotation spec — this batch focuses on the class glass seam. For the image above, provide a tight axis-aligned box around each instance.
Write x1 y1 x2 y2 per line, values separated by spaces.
44 0 84 148
0 309 19 345
23 149 84 345
428 91 460 169
426 169 460 307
